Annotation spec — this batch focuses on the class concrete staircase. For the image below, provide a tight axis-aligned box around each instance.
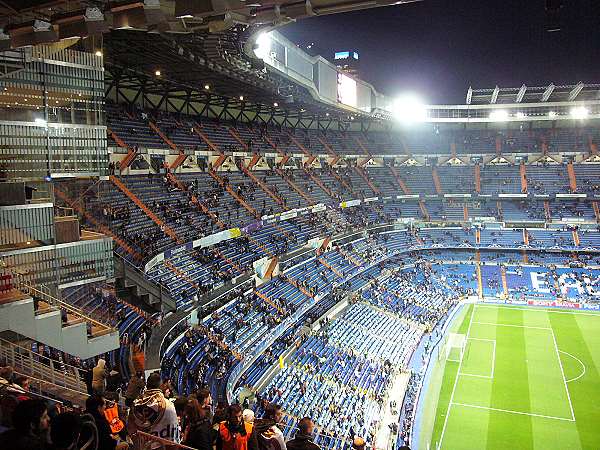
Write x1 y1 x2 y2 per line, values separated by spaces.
0 287 119 360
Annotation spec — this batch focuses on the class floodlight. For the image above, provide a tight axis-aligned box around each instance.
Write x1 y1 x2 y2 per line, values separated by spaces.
155 70 161 76
254 32 271 60
95 50 103 57
548 111 557 118
570 106 589 119
392 94 427 123
489 110 509 121
516 112 526 119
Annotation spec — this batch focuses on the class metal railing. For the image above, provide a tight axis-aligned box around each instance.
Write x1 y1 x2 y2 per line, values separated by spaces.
20 282 116 335
133 432 196 450
0 337 88 396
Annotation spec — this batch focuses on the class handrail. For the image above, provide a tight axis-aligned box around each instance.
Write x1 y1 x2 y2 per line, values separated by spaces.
20 283 114 332
0 336 87 377
0 338 88 396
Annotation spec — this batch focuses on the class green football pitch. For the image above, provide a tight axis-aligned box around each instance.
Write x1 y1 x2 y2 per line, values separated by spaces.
423 303 600 450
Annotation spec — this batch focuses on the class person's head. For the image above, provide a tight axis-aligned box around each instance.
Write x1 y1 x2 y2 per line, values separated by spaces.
135 371 143 380
184 398 207 425
146 372 162 390
85 394 105 416
264 403 283 424
50 412 81 450
352 437 366 450
174 396 188 419
14 376 30 390
96 358 105 369
0 365 14 381
298 417 314 436
242 409 254 424
11 399 49 435
196 388 212 408
227 404 243 426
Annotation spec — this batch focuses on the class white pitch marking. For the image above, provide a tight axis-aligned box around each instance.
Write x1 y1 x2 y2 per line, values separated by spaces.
472 321 552 330
438 305 476 448
551 330 576 421
477 304 600 317
451 402 576 422
559 350 586 383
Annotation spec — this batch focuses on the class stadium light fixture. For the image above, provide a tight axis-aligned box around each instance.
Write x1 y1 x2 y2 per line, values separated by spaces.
548 111 557 118
273 102 278 107
391 94 427 123
95 50 102 57
516 112 526 119
155 70 161 76
239 95 244 101
489 110 509 121
570 106 589 119
254 32 271 60
204 84 210 90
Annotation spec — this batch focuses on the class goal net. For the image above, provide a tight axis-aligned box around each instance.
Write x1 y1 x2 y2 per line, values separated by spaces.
444 333 467 362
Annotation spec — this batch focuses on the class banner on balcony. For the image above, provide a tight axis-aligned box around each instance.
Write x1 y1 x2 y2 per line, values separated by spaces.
144 227 242 273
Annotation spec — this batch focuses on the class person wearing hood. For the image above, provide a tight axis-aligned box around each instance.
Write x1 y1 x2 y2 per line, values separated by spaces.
128 372 180 448
254 403 286 450
286 418 320 450
92 359 108 395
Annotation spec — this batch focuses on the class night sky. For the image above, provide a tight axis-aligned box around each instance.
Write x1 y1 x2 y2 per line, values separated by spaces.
280 0 600 103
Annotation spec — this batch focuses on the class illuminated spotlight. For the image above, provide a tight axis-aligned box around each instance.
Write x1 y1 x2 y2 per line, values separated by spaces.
548 111 557 118
155 70 161 76
273 102 278 107
489 110 509 121
516 112 526 119
392 94 427 123
95 50 103 57
325 113 330 117
570 106 589 119
239 95 244 101
350 116 355 120
204 84 210 90
26 241 31 245
254 32 271 60
34 118 47 126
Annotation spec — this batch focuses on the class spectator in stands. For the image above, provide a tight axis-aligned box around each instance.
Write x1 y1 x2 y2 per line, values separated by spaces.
92 359 108 395
84 395 128 450
242 410 255 424
352 437 366 450
124 371 145 407
216 404 258 450
49 411 81 450
0 398 50 450
128 372 180 446
286 417 320 450
182 397 215 450
254 403 286 450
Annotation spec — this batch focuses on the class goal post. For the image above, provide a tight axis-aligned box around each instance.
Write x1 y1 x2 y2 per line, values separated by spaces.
445 333 467 362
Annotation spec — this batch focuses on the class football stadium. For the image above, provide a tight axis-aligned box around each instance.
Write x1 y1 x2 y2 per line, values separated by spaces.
0 1 599 449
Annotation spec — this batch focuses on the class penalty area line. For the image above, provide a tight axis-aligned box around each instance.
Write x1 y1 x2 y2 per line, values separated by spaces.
451 402 575 422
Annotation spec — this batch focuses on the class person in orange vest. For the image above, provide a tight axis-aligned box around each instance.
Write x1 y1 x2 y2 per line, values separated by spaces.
104 397 125 435
217 404 258 450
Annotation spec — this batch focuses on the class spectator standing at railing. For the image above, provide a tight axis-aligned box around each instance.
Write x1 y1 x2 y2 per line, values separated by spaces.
128 372 180 447
92 359 108 395
285 418 320 450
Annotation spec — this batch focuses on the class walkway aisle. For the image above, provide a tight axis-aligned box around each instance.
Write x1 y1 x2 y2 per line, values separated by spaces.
375 371 410 450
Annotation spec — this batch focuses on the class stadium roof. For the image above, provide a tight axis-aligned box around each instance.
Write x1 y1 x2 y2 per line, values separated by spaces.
466 83 600 105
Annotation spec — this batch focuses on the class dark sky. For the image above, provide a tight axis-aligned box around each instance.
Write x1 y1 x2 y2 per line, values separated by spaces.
279 0 600 103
